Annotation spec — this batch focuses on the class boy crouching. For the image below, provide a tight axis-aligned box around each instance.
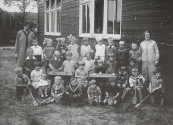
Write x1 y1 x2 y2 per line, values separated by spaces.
14 67 31 101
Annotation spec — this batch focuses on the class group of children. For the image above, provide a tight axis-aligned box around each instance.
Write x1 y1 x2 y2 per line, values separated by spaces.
14 35 164 106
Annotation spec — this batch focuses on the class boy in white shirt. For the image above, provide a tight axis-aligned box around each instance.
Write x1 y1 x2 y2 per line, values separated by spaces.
31 39 43 62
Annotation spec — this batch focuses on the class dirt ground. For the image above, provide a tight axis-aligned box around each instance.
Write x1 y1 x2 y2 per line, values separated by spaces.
0 49 173 125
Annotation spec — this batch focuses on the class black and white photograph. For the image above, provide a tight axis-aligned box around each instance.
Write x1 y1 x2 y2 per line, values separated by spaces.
0 0 173 124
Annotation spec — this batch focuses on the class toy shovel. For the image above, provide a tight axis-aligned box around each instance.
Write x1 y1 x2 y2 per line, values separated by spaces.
132 87 137 104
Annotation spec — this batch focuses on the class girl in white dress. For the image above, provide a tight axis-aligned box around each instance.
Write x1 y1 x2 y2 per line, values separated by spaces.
31 61 49 98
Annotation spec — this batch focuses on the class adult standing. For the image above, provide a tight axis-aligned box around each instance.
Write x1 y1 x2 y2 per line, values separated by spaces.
15 21 35 67
140 30 159 82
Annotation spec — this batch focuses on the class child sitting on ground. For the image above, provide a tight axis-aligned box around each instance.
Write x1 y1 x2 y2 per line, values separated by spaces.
82 52 95 74
117 41 129 69
94 36 106 62
80 37 94 59
61 78 83 105
148 69 164 105
68 35 79 62
23 48 38 78
56 37 68 61
87 79 101 105
31 61 49 98
41 76 64 105
59 51 77 88
42 38 55 72
106 53 117 74
105 37 117 60
49 50 63 71
14 67 31 101
121 67 145 102
103 78 120 106
31 39 43 62
129 42 141 64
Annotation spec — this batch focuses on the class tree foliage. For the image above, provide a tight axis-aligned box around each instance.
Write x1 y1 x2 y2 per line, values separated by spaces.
3 0 37 25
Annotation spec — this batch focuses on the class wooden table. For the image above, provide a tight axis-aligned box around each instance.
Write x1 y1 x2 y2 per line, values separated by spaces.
88 73 117 78
48 71 73 86
48 71 73 76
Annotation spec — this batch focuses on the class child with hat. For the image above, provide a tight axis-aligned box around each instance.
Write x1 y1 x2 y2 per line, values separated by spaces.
94 36 106 62
14 67 31 101
87 79 101 105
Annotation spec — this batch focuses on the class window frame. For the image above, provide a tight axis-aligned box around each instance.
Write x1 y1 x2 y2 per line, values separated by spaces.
79 0 122 40
44 0 61 36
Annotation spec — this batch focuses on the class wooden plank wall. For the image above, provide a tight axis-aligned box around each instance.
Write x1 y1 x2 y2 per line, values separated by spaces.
121 0 173 67
121 0 173 99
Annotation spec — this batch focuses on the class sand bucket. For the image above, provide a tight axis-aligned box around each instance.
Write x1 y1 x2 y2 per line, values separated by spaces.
108 98 113 106
55 96 61 104
88 97 94 105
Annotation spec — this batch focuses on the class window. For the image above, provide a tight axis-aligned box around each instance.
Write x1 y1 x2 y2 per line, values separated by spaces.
79 0 122 39
45 0 61 36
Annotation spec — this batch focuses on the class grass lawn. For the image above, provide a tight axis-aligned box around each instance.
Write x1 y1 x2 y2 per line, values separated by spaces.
0 49 173 125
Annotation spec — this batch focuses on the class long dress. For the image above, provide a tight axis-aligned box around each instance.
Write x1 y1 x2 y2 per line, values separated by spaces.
140 40 159 81
15 30 35 67
68 44 79 62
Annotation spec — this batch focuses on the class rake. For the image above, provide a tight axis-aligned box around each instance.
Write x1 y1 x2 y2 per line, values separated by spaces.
134 90 154 108
27 86 38 107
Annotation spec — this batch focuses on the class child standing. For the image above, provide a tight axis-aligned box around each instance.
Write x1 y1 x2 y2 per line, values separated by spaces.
41 76 64 105
14 67 31 101
43 38 55 71
59 51 77 88
80 37 94 59
117 41 129 69
31 61 49 98
121 67 145 102
82 52 95 73
103 78 120 106
105 37 117 60
68 36 79 62
61 78 83 105
31 39 43 62
87 79 102 105
49 51 63 71
106 53 117 74
129 42 141 64
148 69 164 105
56 37 68 61
94 36 106 62
23 48 38 78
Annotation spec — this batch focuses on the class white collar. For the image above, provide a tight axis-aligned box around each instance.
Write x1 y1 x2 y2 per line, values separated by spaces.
107 45 115 48
26 56 36 59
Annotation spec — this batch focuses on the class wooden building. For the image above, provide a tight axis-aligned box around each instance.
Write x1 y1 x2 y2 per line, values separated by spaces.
37 0 173 99
38 0 173 67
